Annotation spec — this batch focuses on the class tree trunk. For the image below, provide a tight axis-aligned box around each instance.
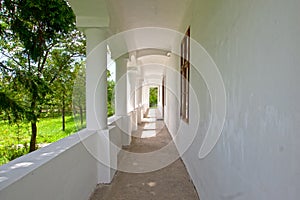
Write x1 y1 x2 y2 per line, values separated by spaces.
79 106 83 126
29 122 37 152
62 95 65 131
30 93 38 152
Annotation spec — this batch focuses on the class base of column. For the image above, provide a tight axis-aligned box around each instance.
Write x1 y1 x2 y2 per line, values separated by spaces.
137 106 142 124
115 115 132 147
96 129 114 184
131 110 138 131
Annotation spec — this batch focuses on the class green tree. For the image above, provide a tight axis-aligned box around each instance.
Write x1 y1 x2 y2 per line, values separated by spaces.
72 62 86 128
47 31 85 131
149 87 158 108
49 50 76 131
0 0 76 152
107 70 115 117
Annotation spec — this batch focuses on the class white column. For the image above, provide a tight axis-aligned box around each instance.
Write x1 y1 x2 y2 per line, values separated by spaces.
158 84 162 107
115 56 132 146
127 67 137 111
143 85 150 110
135 78 140 108
136 78 143 124
85 28 107 130
115 56 128 116
127 67 137 130
139 79 143 106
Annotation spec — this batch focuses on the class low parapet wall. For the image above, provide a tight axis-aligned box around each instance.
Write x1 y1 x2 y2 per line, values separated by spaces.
0 115 129 200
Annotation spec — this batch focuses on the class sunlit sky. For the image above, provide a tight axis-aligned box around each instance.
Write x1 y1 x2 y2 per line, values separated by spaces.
107 52 116 82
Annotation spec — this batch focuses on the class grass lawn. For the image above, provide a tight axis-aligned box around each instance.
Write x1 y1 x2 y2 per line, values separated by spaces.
0 114 86 165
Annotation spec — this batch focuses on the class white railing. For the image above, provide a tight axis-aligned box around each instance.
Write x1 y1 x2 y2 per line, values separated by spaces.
0 115 131 200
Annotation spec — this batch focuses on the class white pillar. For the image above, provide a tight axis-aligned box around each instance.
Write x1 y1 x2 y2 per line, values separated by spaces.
127 67 137 111
158 84 162 107
127 67 137 130
115 56 128 116
135 79 140 107
136 78 143 124
85 28 107 130
115 56 132 146
85 28 119 184
138 80 143 106
143 85 150 110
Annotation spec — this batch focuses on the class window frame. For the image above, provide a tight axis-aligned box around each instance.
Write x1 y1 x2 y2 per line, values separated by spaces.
180 27 190 123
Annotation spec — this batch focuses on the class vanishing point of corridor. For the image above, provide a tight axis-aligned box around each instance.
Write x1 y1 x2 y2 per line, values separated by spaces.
90 109 199 200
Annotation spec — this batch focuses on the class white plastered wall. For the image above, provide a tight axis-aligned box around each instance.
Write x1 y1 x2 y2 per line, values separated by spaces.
164 54 180 139
165 0 300 199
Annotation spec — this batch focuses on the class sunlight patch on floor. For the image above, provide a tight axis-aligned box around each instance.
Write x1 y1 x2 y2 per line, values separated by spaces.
143 123 156 130
142 118 156 123
147 182 157 187
141 130 157 138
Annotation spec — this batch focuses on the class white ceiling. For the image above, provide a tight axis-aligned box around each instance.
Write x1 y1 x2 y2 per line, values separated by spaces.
138 55 168 78
68 0 191 81
107 0 191 31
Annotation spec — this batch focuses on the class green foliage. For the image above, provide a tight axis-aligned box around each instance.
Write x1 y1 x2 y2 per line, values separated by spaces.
0 0 83 151
72 63 86 127
2 0 75 62
0 0 115 162
149 87 158 108
0 92 26 122
0 114 83 165
0 146 29 165
73 67 115 121
107 70 115 117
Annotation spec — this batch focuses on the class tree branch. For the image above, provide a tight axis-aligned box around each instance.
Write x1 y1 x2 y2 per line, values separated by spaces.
1 51 24 69
0 62 14 72
27 52 31 72
39 49 50 74
49 64 63 84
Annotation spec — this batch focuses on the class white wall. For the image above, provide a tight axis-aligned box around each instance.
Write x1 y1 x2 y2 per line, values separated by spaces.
164 54 181 138
165 0 300 199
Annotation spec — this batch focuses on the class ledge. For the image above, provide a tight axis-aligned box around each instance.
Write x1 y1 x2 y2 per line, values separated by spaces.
108 115 122 125
0 115 130 197
0 128 96 191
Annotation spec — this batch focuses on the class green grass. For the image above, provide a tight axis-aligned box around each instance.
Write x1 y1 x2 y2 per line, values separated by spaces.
0 114 86 165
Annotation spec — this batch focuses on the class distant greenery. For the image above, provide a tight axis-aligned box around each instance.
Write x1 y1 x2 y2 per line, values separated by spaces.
0 0 81 152
107 70 115 116
149 87 158 108
0 67 115 166
0 70 115 166
0 114 85 165
0 0 116 165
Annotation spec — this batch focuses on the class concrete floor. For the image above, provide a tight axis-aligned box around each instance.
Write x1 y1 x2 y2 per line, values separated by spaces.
89 109 199 200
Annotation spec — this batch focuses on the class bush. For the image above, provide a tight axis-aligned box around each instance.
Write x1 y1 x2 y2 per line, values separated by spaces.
0 144 29 165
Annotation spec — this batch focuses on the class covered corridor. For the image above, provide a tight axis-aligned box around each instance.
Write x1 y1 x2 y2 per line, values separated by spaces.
90 109 199 200
1 0 300 200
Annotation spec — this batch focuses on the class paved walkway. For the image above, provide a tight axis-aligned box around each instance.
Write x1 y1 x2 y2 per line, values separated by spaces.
90 109 199 200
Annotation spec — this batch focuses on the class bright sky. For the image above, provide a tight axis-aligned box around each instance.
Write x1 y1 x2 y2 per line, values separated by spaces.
107 52 116 82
